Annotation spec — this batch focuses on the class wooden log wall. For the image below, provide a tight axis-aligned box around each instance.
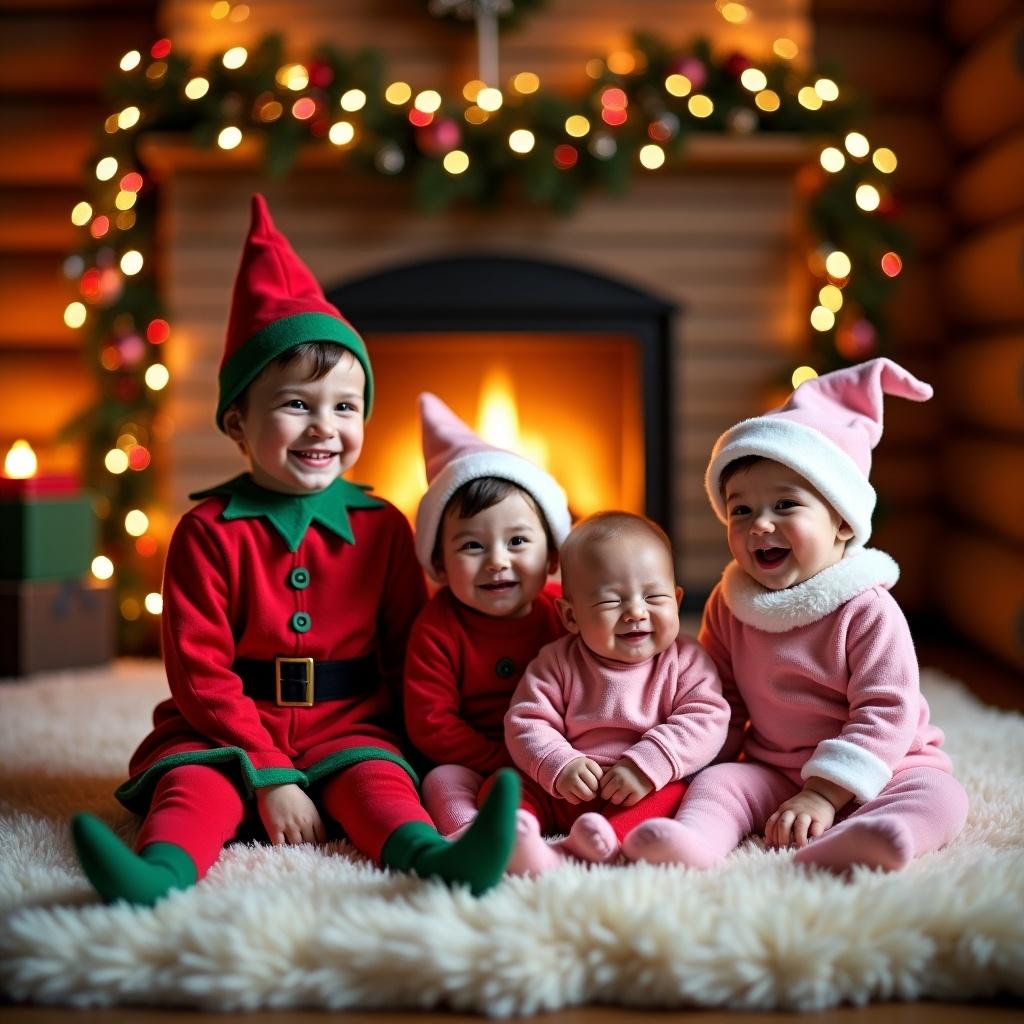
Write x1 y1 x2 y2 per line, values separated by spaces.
810 0 952 612
937 0 1024 670
0 1 158 472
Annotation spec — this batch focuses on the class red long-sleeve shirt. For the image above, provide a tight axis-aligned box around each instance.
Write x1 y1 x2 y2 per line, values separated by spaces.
404 586 565 775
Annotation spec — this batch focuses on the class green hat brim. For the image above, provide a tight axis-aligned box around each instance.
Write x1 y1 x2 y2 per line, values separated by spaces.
216 312 374 431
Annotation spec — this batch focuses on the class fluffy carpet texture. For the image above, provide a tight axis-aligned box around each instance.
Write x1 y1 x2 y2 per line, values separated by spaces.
1 660 1022 1015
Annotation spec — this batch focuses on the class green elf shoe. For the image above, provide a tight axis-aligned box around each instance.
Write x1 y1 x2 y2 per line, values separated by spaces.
71 812 197 906
381 767 520 896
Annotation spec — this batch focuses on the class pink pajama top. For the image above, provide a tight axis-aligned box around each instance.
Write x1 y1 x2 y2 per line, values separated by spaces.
698 548 953 803
505 633 729 795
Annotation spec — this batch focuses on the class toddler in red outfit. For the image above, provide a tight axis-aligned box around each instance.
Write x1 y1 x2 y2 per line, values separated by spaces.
70 197 518 905
404 393 571 836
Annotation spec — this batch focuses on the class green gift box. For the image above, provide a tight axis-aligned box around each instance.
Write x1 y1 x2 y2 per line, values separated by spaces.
0 491 97 581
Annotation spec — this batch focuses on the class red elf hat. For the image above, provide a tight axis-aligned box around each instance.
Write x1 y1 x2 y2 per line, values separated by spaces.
215 193 373 431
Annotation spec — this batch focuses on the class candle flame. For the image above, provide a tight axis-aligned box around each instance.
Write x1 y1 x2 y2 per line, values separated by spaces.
476 369 549 468
4 439 37 479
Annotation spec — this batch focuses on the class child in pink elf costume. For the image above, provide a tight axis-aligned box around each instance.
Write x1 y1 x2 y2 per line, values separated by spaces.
503 511 730 873
404 393 572 837
624 358 969 872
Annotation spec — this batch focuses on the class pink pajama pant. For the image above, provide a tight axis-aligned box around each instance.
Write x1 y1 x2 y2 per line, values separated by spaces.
673 760 968 869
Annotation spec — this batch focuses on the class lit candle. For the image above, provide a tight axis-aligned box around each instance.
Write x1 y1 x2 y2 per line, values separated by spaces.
0 440 79 498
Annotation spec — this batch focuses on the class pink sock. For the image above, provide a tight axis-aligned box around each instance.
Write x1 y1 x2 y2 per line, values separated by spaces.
420 764 483 838
622 818 723 868
506 810 564 876
553 812 619 863
794 816 913 873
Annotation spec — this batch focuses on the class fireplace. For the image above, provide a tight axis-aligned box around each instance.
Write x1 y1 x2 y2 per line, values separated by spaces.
326 254 675 530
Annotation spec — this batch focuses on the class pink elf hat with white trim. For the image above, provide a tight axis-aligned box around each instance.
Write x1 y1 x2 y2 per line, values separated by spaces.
705 358 933 550
415 392 571 579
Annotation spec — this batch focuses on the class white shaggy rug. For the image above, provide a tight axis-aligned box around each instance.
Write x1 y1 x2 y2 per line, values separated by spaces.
1 660 1022 1016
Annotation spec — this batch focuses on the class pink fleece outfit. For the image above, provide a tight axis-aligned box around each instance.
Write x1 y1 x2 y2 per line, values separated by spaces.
505 631 730 821
624 550 968 871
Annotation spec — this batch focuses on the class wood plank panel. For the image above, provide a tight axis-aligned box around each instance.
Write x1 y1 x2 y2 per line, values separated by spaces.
871 513 935 611
936 531 1024 670
0 351 93 445
941 437 1024 544
943 334 1024 433
857 112 951 192
884 262 947 349
0 255 81 348
944 0 1021 46
0 103 103 186
0 188 80 252
944 218 1024 326
951 129 1024 228
942 12 1024 152
163 0 813 81
812 22 947 103
0 15 155 95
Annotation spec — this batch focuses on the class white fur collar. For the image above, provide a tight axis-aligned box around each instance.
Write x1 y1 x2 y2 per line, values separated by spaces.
720 548 900 633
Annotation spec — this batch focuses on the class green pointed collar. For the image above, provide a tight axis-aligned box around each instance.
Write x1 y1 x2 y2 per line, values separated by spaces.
190 474 384 551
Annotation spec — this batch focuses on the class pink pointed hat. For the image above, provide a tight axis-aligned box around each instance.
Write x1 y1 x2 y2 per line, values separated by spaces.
705 358 933 549
415 392 571 578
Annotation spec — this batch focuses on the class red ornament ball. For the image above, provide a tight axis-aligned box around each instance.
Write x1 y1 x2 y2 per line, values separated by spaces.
417 118 461 156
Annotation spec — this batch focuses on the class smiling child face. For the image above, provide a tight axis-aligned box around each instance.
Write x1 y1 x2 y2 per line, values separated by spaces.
724 459 853 590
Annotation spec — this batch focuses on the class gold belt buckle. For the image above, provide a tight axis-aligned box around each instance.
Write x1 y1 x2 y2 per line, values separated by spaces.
275 657 315 707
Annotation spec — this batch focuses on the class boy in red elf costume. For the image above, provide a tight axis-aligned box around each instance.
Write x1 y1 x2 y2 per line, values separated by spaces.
71 195 518 905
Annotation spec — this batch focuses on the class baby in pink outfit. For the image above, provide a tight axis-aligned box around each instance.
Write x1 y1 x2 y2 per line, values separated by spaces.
624 358 968 872
503 511 730 873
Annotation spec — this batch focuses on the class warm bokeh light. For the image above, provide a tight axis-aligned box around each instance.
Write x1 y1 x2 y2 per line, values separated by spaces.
825 250 852 279
125 509 149 537
185 76 210 99
443 150 469 174
873 147 898 173
4 439 37 479
845 132 870 157
477 87 503 112
818 284 844 311
64 301 87 329
855 184 881 211
145 364 170 390
71 201 92 226
329 121 355 146
755 90 780 112
385 81 412 105
340 89 366 112
740 68 767 92
145 592 164 615
462 79 485 102
719 2 749 24
415 90 442 113
222 46 248 69
512 72 540 94
665 73 692 97
773 38 799 59
639 144 665 169
810 306 835 331
276 63 309 91
217 126 243 149
509 129 535 154
792 366 819 388
120 250 144 275
607 51 636 75
91 556 115 581
104 448 130 474
565 114 591 137
117 106 141 130
687 95 714 118
96 157 118 181
819 146 845 173
797 87 822 110
814 78 839 102
119 50 141 72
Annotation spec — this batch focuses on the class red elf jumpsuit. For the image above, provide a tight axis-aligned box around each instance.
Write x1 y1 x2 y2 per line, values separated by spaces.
115 473 430 876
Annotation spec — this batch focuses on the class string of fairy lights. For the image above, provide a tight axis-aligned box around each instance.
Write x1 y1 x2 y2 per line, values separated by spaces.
59 0 905 650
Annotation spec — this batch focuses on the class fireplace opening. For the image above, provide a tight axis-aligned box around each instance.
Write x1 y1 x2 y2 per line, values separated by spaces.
325 254 675 531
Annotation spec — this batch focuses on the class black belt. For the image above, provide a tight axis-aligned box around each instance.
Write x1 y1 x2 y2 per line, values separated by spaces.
234 655 378 707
